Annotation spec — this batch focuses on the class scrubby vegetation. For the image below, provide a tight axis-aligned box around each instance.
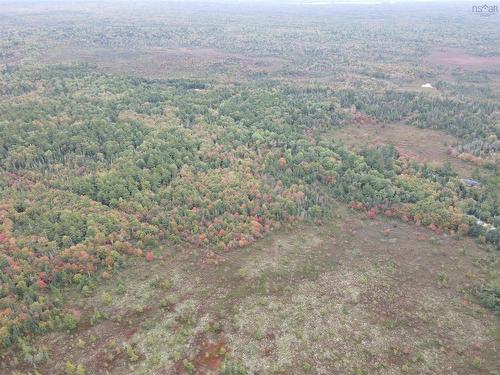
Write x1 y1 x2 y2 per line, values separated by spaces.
1 64 497 351
0 1 498 374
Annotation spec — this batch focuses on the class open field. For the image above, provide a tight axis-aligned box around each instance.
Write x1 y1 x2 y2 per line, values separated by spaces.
2 203 498 375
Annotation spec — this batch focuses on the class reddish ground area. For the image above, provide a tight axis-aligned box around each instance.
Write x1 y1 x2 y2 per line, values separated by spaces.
428 49 500 70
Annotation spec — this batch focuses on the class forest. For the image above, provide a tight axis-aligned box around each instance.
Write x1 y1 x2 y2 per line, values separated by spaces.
0 1 499 374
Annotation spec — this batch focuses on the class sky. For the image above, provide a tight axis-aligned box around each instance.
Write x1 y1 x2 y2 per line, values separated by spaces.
0 0 484 3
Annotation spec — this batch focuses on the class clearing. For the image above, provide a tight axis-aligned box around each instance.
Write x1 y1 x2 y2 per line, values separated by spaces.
427 49 500 71
327 121 481 177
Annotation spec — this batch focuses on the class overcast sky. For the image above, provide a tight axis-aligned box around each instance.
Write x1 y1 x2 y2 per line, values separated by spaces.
0 0 484 3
